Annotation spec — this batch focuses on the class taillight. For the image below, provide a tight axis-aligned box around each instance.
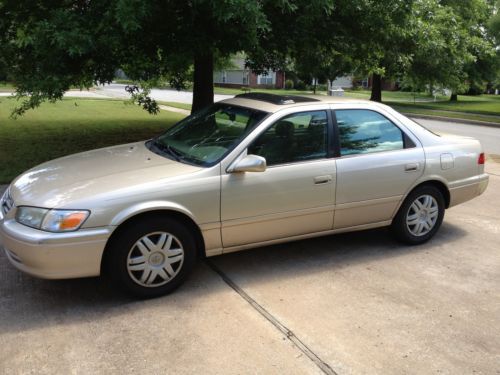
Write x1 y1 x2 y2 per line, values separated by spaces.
478 153 485 165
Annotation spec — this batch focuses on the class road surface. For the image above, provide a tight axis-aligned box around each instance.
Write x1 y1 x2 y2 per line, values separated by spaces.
97 83 233 104
413 118 500 155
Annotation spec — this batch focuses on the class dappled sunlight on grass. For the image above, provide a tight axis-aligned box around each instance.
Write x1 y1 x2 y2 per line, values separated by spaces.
0 98 185 183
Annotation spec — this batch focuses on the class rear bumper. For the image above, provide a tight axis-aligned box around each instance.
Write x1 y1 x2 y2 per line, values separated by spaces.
0 218 112 279
449 173 489 207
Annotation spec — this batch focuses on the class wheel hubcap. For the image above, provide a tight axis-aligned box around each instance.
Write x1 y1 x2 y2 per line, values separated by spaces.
127 231 184 287
406 194 439 237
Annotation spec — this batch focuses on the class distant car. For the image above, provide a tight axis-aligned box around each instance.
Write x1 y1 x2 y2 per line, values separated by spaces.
0 93 489 297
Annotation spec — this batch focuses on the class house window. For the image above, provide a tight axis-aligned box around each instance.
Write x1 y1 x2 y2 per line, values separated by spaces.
257 71 276 85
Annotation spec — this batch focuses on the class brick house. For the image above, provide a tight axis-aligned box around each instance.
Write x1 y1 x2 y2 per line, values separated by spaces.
213 57 285 89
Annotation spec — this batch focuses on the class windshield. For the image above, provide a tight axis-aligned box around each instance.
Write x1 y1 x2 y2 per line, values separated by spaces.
150 104 268 166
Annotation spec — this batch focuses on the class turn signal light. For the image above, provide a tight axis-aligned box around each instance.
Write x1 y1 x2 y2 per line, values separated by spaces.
478 153 485 165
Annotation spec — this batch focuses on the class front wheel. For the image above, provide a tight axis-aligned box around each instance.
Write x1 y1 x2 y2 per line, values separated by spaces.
106 216 197 298
391 185 445 245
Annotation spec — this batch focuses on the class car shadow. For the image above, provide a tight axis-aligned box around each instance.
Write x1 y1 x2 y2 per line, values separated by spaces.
0 222 467 335
209 221 468 285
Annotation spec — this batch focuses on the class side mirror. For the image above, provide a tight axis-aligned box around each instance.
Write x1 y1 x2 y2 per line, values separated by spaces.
228 154 267 173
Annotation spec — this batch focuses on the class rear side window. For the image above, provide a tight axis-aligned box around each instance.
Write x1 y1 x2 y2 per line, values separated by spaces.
335 109 404 156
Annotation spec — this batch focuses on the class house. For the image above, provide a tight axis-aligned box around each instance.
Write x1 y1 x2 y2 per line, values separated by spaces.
213 57 285 89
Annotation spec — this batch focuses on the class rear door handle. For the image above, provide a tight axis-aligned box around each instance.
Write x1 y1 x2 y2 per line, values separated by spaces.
314 175 333 185
405 163 419 172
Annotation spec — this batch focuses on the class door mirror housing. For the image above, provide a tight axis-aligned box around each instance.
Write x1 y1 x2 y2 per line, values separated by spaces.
228 154 267 173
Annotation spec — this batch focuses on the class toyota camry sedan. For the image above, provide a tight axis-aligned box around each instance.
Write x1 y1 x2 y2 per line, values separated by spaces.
0 93 489 297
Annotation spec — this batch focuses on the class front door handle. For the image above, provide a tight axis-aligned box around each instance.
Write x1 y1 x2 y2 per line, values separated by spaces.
314 175 333 185
405 163 419 172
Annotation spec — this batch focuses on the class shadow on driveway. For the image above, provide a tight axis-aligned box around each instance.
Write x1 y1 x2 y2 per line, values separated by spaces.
0 222 466 336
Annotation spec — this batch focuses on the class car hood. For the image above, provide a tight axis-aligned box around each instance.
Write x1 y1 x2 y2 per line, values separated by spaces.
10 141 202 208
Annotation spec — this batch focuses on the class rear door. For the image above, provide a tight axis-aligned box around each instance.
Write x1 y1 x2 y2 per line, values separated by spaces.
333 108 425 229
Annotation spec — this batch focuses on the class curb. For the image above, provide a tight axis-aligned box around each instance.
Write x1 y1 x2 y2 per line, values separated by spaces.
158 104 190 116
404 113 500 128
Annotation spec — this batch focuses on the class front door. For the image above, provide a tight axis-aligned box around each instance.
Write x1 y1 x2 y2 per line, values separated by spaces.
221 110 336 248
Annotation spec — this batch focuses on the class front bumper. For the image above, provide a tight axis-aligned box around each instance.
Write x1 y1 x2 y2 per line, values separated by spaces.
0 217 112 279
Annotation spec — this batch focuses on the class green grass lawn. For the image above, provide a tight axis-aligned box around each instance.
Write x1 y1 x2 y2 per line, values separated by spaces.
0 82 15 92
159 101 193 111
0 98 184 183
214 86 328 96
387 94 500 116
343 89 450 102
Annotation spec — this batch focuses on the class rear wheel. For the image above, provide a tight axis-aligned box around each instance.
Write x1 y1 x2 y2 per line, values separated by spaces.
391 185 445 245
107 216 197 298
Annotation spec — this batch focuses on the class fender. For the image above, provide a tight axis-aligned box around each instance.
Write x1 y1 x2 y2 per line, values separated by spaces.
391 175 450 218
110 200 198 227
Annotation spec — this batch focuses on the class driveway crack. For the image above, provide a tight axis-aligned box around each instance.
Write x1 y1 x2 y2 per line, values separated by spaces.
206 259 338 375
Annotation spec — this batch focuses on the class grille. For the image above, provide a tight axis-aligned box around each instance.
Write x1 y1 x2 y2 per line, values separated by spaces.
1 188 14 215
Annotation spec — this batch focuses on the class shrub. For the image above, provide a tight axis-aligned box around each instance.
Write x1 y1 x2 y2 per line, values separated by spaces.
284 79 294 90
294 80 307 90
316 84 328 92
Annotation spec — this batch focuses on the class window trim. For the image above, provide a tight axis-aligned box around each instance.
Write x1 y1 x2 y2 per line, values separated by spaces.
332 108 415 158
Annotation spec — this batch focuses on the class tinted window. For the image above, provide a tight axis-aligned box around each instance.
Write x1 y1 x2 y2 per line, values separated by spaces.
335 110 404 156
249 111 328 166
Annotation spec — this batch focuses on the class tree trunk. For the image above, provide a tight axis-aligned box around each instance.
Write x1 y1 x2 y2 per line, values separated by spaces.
370 74 382 102
450 92 458 102
192 52 214 114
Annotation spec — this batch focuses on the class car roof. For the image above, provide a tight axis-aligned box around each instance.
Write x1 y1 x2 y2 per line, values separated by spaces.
220 93 370 113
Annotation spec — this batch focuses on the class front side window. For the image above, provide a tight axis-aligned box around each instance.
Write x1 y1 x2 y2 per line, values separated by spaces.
152 104 267 167
248 111 328 166
335 109 404 156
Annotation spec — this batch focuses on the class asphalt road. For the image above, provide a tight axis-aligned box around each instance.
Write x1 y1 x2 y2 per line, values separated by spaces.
1 122 499 374
411 118 500 155
97 83 233 104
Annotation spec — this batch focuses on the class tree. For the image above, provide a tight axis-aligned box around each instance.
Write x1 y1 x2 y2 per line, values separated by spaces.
0 0 269 114
356 1 415 102
406 0 496 101
487 0 500 90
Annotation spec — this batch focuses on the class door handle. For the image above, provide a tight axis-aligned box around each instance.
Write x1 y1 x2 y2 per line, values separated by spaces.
405 163 419 172
314 175 333 185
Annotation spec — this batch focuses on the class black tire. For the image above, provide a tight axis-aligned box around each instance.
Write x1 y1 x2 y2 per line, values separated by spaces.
391 185 445 245
106 215 197 298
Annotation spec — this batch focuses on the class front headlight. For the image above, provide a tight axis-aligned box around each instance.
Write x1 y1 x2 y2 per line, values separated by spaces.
16 207 90 232
15 207 48 229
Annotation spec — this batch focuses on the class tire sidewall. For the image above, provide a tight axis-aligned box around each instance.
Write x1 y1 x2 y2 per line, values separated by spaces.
392 185 445 245
108 216 197 298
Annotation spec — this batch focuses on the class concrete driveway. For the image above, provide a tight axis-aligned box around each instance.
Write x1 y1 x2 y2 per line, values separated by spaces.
1 167 499 374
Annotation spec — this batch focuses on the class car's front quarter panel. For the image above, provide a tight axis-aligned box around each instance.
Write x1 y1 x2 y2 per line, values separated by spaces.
1 162 222 278
76 166 223 253
75 166 221 229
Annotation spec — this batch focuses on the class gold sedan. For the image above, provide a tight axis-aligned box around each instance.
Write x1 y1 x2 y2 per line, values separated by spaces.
0 93 489 297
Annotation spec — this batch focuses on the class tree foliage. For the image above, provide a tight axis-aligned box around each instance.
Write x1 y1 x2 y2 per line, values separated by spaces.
0 0 497 116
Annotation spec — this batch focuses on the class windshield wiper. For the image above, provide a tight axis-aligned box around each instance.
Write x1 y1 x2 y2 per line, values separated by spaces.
151 139 183 162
